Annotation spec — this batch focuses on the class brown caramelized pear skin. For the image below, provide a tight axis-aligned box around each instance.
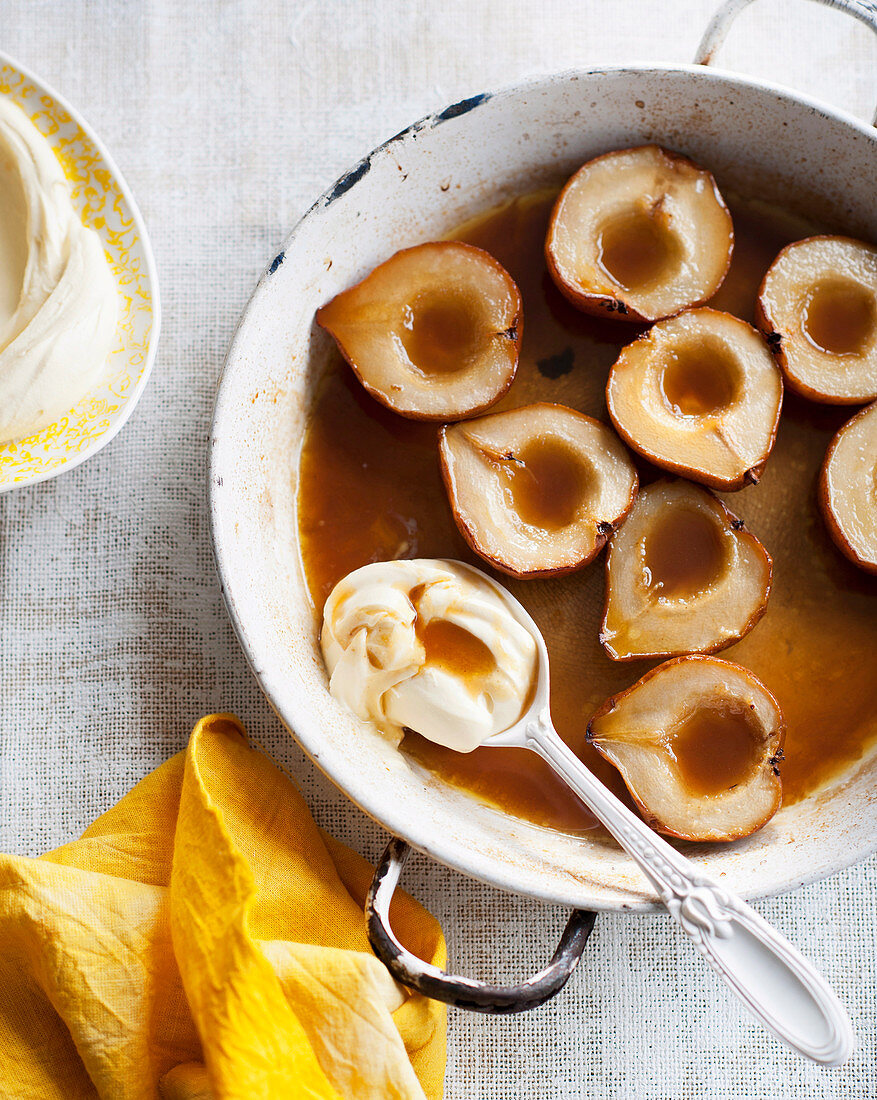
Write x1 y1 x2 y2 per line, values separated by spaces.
316 241 522 422
818 401 877 575
545 145 734 324
756 235 877 405
600 479 773 662
439 403 638 579
586 656 785 843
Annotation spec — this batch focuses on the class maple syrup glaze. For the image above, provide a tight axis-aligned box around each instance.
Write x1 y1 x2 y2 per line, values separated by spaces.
417 617 496 686
597 208 678 291
502 438 591 529
298 189 877 834
401 290 482 374
668 699 761 797
802 280 876 356
644 507 726 599
661 342 739 416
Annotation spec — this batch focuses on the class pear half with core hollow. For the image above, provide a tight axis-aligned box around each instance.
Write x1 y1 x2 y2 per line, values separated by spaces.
607 308 783 489
439 402 638 577
587 656 784 842
819 400 877 574
316 241 522 420
601 480 772 661
545 145 733 323
756 236 877 404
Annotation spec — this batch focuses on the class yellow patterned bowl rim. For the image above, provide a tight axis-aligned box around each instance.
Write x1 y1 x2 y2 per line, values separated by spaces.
0 50 160 492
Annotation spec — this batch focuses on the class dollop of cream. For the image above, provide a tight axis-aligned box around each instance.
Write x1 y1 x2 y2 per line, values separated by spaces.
0 98 118 443
321 559 538 752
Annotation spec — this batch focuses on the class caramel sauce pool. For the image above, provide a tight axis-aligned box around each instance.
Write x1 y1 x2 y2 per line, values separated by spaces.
298 190 877 834
660 343 739 416
802 280 876 356
597 208 676 291
402 291 481 374
417 617 496 686
504 438 591 530
668 701 761 798
644 507 726 599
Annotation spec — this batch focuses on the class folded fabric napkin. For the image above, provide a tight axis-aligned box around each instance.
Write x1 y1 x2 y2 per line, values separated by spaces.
0 714 447 1099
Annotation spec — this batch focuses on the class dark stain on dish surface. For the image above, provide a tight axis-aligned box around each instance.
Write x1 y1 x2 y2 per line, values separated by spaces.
537 346 575 378
435 92 491 123
325 157 372 203
268 251 285 275
321 94 488 211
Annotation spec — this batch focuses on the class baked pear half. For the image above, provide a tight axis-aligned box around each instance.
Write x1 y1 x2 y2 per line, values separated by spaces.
587 656 784 842
545 145 733 323
606 308 783 489
601 480 771 661
316 241 522 420
439 403 638 577
756 235 877 404
819 400 877 574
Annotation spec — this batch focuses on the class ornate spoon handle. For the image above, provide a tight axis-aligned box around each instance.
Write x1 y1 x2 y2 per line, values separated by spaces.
516 713 855 1066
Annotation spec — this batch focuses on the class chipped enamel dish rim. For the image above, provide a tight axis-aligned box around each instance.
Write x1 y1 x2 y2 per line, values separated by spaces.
0 50 160 492
211 64 877 912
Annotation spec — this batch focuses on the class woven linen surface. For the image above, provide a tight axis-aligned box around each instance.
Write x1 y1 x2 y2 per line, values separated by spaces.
1 2 875 1097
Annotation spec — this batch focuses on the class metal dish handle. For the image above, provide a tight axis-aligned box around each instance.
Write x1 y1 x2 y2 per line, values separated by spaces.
365 838 597 1014
695 0 877 124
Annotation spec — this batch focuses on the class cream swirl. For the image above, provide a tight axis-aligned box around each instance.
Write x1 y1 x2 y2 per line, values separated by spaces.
0 97 118 443
321 559 537 752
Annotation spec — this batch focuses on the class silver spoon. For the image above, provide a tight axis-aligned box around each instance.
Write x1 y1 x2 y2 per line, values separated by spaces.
453 560 854 1066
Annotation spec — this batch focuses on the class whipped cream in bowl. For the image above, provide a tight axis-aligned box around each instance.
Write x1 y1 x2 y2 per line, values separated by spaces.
0 53 159 491
0 96 118 445
321 558 538 752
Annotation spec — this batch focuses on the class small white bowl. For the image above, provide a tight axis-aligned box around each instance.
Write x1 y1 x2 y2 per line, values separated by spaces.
0 52 160 492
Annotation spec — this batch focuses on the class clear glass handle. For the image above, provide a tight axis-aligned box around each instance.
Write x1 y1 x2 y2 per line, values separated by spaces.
518 714 856 1066
695 0 877 124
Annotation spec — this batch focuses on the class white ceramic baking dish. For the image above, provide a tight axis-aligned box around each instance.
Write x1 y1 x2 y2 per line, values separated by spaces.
210 0 877 950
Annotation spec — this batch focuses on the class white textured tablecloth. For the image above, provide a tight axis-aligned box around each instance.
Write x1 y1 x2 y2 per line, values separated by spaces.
1 1 876 1096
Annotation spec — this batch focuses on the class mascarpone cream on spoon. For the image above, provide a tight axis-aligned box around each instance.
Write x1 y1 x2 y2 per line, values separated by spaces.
0 97 118 443
321 558 537 751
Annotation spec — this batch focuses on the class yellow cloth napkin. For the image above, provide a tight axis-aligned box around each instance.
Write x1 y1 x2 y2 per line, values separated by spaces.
0 714 447 1099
